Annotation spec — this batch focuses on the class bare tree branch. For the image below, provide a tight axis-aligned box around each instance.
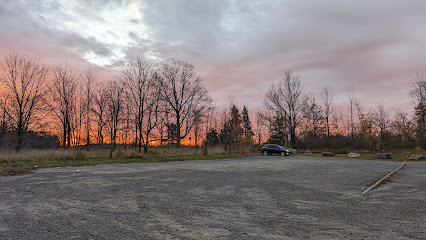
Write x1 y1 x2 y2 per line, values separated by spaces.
157 58 212 146
264 71 307 148
0 53 48 151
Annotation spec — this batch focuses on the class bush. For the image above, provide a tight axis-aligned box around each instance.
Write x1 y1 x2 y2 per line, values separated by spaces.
414 146 423 154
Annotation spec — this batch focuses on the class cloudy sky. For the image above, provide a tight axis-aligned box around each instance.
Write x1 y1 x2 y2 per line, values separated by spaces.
1 0 425 112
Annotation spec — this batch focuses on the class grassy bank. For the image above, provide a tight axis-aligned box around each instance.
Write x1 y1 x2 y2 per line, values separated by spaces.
0 145 259 176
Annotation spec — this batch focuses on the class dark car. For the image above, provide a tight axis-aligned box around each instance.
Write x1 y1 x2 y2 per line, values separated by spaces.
261 144 290 156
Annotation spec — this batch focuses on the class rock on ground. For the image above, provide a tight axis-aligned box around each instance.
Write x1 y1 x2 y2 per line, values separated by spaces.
376 153 392 159
289 149 297 155
322 152 335 156
348 152 360 158
304 150 313 156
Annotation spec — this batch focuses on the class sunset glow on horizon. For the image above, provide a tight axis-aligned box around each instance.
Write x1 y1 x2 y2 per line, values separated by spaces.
1 0 426 111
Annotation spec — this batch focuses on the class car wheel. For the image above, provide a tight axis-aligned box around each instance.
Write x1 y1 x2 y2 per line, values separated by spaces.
281 152 285 156
263 151 268 156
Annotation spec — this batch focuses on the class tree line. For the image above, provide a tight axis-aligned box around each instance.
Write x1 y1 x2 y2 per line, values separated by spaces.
0 53 425 154
262 71 426 152
0 53 212 155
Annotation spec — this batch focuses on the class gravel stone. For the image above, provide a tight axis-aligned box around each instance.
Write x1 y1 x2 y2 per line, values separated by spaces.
0 156 425 239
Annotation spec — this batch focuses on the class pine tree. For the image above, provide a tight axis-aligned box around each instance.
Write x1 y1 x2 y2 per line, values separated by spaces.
242 105 254 142
229 105 243 143
206 129 219 145
219 105 242 153
268 112 286 146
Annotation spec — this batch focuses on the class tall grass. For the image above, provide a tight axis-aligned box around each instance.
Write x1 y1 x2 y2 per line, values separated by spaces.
0 148 104 162
0 144 259 176
0 145 232 163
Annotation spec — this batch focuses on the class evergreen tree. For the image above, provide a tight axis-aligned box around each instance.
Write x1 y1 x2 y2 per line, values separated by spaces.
206 129 219 145
219 105 242 153
219 119 232 151
268 112 286 145
242 105 254 142
229 105 243 143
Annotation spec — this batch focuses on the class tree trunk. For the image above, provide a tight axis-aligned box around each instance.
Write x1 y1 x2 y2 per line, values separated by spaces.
194 129 198 148
203 143 208 155
144 132 149 153
86 117 90 146
134 123 138 150
16 129 23 152
63 121 67 149
290 127 296 149
176 113 181 147
109 139 114 158
67 120 71 149
138 122 142 152
110 130 116 158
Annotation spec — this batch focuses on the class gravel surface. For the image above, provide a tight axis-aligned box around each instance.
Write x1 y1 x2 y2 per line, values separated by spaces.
0 155 425 239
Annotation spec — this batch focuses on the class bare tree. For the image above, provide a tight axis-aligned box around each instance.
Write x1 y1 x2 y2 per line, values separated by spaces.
410 73 426 105
0 100 9 145
83 66 96 145
47 64 78 149
122 57 156 152
331 111 342 135
158 111 168 146
122 92 133 149
304 93 323 138
254 111 266 145
192 109 203 147
355 99 364 132
105 80 124 158
392 109 414 148
319 84 334 137
201 104 216 154
374 101 389 152
264 71 307 148
0 53 48 151
92 85 109 145
71 82 84 146
348 86 366 137
410 73 426 147
346 86 357 141
191 102 215 148
157 58 211 147
140 72 163 153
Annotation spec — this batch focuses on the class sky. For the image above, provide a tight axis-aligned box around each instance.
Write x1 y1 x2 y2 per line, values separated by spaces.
1 0 425 113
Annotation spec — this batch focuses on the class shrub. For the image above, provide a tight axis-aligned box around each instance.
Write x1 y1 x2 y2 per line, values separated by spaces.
414 146 423 154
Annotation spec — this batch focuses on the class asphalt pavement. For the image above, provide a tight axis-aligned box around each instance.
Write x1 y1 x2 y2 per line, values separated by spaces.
0 155 425 239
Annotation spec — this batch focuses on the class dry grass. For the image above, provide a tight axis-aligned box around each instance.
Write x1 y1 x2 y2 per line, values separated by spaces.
0 144 259 176
0 148 105 162
0 145 231 163
299 150 426 162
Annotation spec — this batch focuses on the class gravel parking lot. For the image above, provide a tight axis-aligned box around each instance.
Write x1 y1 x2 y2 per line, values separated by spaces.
0 156 425 239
